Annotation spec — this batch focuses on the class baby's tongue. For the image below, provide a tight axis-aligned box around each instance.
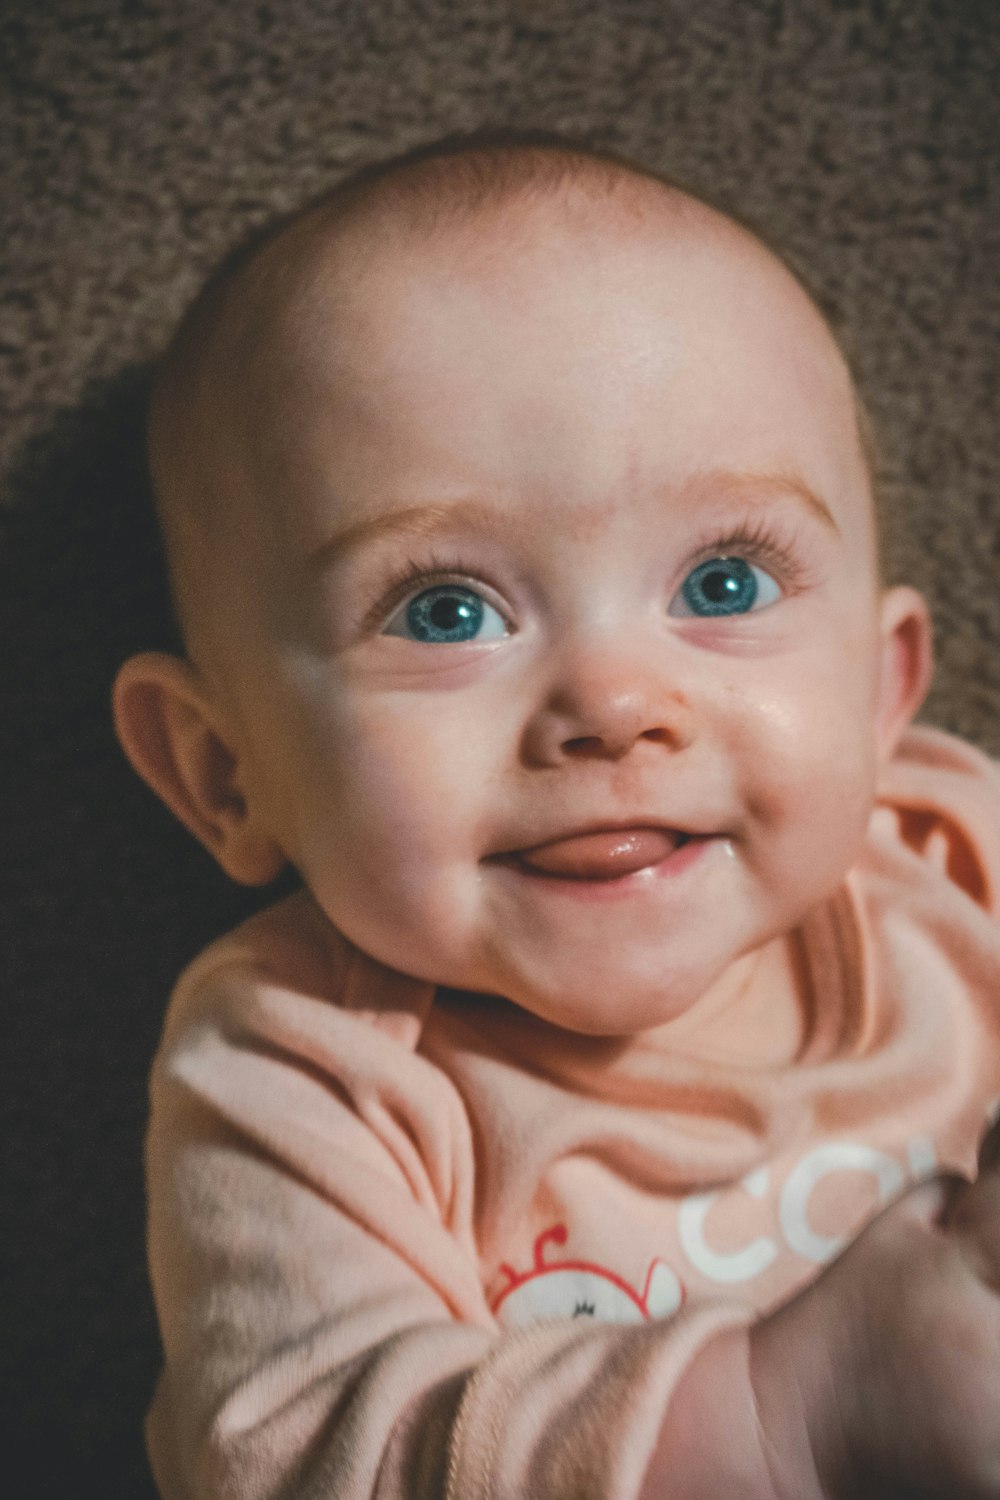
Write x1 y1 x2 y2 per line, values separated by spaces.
518 828 680 879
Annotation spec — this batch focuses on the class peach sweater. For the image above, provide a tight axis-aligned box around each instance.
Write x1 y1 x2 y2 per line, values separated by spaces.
146 727 1000 1500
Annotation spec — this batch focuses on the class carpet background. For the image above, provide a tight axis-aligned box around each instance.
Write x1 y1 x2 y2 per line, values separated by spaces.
2 2 998 1494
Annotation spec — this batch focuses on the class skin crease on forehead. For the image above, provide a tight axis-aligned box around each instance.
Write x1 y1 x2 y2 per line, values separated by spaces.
146 175 926 1035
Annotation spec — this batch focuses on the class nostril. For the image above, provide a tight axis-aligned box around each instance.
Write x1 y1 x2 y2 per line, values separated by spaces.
563 735 604 756
640 727 673 744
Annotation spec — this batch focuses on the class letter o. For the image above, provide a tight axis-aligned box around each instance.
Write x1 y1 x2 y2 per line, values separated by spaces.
780 1142 903 1263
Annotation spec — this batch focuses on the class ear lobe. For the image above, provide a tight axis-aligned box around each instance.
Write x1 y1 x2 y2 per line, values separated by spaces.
876 586 935 764
112 652 286 886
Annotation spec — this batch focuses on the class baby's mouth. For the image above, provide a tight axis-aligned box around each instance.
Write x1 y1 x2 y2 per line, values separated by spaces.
512 827 691 880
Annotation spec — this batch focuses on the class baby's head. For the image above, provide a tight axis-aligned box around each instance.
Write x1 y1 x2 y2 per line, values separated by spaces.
114 133 933 1034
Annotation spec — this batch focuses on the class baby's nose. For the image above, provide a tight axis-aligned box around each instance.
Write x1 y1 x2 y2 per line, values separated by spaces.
522 652 695 766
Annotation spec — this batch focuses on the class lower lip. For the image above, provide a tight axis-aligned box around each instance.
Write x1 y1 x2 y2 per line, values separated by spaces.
499 834 714 900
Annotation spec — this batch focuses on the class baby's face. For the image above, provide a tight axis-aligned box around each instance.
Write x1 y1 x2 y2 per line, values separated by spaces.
204 197 918 1033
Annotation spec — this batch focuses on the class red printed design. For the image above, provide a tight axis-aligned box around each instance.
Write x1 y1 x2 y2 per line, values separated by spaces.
492 1224 684 1327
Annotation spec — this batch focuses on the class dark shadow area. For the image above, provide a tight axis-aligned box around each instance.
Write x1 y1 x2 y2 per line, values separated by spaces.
1 373 294 1497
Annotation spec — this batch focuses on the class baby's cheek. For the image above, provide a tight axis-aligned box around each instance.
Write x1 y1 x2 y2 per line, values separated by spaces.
301 752 481 977
356 704 485 831
330 702 490 905
736 675 879 856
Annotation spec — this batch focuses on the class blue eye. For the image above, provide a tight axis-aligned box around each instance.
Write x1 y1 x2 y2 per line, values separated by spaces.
669 557 781 618
385 584 508 643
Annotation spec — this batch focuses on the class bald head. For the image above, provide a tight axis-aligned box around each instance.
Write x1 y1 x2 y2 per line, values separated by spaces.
148 132 874 658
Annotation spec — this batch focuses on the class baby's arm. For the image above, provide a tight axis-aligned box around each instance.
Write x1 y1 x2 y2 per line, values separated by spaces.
146 955 749 1500
643 1134 1000 1499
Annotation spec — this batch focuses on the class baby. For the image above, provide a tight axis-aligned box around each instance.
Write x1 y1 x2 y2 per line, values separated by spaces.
114 134 1000 1499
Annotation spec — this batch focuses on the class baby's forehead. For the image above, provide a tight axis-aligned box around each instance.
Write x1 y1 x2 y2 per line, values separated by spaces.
243 196 839 465
151 156 872 648
264 189 854 461
161 154 845 454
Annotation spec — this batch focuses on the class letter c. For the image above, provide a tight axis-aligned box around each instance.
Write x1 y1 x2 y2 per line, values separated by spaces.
678 1169 778 1284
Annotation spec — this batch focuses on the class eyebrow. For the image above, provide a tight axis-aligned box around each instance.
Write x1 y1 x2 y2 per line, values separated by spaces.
684 469 841 534
305 498 506 572
306 470 840 571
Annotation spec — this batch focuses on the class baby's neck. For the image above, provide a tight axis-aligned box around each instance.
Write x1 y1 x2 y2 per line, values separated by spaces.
653 937 808 1066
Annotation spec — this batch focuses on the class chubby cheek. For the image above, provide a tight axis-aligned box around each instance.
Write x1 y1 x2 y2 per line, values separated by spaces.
726 648 881 892
279 683 500 970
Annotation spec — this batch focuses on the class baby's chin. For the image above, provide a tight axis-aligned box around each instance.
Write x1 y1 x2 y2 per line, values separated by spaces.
477 953 735 1038
317 888 749 1037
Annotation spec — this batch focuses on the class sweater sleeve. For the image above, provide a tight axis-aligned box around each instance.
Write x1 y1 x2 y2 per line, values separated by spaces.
145 943 750 1500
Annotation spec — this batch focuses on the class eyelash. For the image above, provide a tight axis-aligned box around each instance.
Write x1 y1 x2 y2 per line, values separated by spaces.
683 516 812 594
362 550 510 635
362 517 812 634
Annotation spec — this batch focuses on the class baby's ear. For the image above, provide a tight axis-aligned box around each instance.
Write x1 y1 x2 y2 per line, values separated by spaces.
875 586 934 763
112 652 286 886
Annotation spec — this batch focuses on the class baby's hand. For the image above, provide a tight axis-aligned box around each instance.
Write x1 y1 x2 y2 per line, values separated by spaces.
751 1127 1000 1499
